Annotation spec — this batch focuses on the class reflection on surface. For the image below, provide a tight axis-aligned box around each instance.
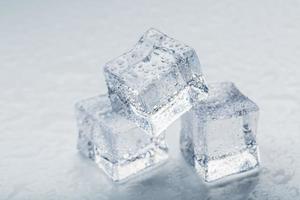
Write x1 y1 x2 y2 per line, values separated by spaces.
106 155 260 200
72 142 299 200
206 171 260 200
71 122 299 200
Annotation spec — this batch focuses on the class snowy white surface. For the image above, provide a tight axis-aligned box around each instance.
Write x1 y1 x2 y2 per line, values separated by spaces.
0 0 300 199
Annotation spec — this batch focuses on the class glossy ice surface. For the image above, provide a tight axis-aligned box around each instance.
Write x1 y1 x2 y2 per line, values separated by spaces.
181 82 260 182
104 28 208 136
1 0 300 199
75 95 168 181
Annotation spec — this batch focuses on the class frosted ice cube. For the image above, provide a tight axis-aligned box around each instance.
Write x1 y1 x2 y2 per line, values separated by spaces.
180 82 260 182
75 95 168 182
104 28 208 136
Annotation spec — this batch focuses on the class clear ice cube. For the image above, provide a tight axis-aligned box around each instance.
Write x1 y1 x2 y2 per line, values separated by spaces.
104 28 208 136
75 95 168 182
180 82 260 182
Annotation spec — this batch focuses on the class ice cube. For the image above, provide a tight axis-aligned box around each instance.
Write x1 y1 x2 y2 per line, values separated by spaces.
75 95 168 182
104 28 208 136
180 82 260 182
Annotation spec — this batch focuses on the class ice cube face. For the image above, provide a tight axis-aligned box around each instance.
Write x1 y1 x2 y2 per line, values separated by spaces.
104 28 208 136
180 82 260 182
75 95 168 182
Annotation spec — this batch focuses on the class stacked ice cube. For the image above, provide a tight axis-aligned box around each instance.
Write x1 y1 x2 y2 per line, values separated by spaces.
75 28 260 182
104 28 208 136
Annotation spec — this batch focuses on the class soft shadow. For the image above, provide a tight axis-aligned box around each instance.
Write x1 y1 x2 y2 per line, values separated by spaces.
106 155 260 200
108 156 208 200
206 170 260 200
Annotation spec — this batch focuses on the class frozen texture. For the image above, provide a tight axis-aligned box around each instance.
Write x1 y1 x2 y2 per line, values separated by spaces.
104 28 208 136
75 95 168 181
1 0 300 199
180 82 260 182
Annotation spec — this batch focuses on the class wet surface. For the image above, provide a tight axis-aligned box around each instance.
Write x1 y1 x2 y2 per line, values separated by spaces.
0 0 300 199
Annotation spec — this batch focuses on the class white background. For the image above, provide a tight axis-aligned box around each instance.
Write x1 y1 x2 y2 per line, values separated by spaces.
0 0 299 199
